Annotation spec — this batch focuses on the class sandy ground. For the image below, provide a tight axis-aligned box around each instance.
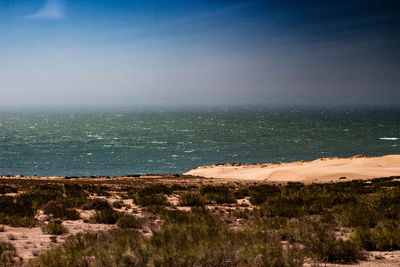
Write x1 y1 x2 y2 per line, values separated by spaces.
185 155 400 183
0 210 115 263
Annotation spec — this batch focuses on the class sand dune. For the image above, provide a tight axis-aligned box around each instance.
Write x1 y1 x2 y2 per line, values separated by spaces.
185 155 400 183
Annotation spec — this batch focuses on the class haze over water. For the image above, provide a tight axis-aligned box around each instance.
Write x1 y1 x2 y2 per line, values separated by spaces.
0 107 399 177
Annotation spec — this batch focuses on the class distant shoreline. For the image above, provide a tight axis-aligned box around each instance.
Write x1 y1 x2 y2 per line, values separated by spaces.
2 155 400 184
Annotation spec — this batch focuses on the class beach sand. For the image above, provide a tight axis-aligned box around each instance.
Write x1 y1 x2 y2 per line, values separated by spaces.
185 155 400 183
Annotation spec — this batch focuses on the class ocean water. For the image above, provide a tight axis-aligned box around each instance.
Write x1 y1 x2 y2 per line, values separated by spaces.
0 107 399 176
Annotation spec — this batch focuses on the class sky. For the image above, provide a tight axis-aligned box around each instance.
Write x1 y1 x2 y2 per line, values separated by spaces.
0 0 399 108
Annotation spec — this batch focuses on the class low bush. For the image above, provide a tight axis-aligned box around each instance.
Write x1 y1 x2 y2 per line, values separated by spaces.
134 194 167 207
116 215 142 229
41 221 68 235
43 201 80 220
138 185 172 196
333 203 380 228
63 184 88 198
257 200 302 218
352 222 400 251
178 193 204 206
248 184 281 205
200 185 236 204
29 230 147 267
233 188 249 199
296 220 365 263
90 209 123 224
0 241 17 266
0 214 37 227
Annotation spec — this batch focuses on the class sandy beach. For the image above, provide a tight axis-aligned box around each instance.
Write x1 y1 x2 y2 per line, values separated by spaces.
185 155 400 183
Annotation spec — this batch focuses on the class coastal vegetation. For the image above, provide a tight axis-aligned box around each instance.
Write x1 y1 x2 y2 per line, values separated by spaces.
0 175 400 265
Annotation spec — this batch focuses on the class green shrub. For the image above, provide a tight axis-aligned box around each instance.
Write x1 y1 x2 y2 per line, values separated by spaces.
0 195 36 220
138 185 172 196
200 186 236 204
238 229 304 267
59 197 88 209
43 201 80 220
31 208 305 267
0 214 37 227
135 194 167 207
0 241 17 266
333 203 379 227
178 193 204 206
41 221 68 235
90 209 123 224
116 215 142 229
248 184 281 205
297 221 364 263
233 188 249 199
257 200 302 218
352 223 400 251
30 229 148 267
63 184 88 198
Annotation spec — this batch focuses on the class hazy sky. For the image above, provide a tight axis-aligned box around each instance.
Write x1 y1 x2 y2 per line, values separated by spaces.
1 0 399 107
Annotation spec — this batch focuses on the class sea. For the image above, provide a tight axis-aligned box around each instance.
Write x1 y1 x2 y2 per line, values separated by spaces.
0 106 399 177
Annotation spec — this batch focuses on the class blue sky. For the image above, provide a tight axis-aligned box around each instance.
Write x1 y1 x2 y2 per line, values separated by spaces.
1 0 399 107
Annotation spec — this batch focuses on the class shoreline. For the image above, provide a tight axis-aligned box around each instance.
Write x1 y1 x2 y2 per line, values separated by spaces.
185 154 400 183
1 155 400 184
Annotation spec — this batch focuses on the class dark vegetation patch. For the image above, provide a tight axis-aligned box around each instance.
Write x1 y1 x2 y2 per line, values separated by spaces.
133 185 171 206
43 201 80 220
90 209 124 224
41 220 68 235
116 215 143 229
0 241 17 266
200 185 236 204
2 176 400 265
0 185 18 195
178 193 205 206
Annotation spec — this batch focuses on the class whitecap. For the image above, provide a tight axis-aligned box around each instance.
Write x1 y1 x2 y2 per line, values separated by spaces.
379 137 399 141
184 150 196 153
151 141 167 144
87 153 92 156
